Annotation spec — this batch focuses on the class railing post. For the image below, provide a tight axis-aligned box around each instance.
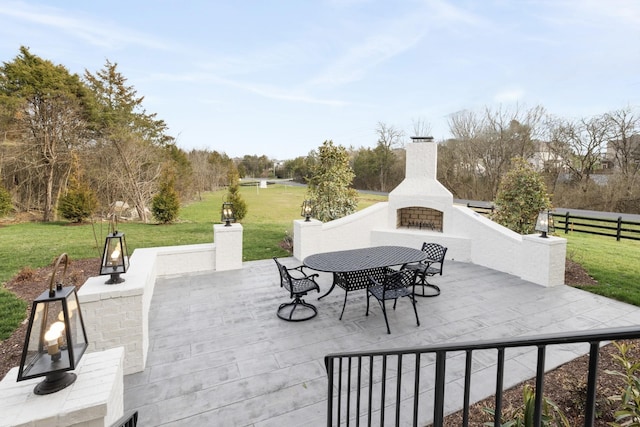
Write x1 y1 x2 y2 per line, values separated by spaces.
494 348 505 427
584 342 600 427
433 351 446 426
617 216 622 241
326 357 334 427
565 211 570 234
534 346 546 427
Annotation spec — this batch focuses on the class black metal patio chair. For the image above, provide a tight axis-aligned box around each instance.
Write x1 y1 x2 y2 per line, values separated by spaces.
402 242 447 297
274 257 321 322
366 269 419 334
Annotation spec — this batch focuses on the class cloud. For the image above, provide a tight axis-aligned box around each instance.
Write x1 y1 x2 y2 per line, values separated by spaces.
0 1 176 51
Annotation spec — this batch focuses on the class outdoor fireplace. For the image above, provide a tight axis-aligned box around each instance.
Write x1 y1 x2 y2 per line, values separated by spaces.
386 137 453 233
397 207 443 231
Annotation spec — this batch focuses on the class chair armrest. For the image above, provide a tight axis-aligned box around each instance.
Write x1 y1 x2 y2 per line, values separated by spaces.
288 265 319 280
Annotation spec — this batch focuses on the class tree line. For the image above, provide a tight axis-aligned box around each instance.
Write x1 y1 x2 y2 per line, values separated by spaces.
1 46 638 223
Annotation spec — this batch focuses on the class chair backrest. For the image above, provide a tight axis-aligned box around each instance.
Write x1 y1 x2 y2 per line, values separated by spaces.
273 258 292 292
383 269 417 292
420 243 447 275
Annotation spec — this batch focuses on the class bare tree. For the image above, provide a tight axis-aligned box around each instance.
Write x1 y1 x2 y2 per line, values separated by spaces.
411 118 432 138
547 114 611 193
447 105 546 200
605 107 640 179
375 122 404 192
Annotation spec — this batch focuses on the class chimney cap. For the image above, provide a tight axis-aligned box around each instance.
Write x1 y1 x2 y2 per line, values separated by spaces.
410 136 434 142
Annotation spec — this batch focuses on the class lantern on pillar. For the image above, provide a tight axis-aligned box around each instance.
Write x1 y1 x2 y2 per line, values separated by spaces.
221 202 235 226
301 199 313 222
535 209 555 238
16 253 88 395
100 230 129 284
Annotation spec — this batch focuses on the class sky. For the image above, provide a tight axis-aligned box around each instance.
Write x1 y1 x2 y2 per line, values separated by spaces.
0 0 639 160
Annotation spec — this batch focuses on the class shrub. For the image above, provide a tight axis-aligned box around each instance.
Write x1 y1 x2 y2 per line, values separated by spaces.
0 185 12 217
58 186 98 222
483 384 569 426
224 164 247 221
152 176 180 224
606 341 640 426
491 157 551 234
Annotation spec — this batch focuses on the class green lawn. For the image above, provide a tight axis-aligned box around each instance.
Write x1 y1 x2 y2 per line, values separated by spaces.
564 232 640 305
0 185 387 340
1 187 639 341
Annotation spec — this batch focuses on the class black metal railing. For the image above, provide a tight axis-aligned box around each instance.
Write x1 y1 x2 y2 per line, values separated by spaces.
111 411 138 427
325 326 640 426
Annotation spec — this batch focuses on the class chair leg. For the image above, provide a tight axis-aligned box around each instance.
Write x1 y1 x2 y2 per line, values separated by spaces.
411 296 420 327
414 274 441 297
380 300 391 334
366 292 370 316
277 297 318 322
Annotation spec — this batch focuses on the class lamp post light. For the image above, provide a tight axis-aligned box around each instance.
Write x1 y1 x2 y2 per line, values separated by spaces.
99 230 129 284
221 202 235 226
17 253 88 395
301 199 313 222
535 209 555 238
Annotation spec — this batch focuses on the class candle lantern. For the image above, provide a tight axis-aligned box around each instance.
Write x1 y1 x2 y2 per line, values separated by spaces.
301 199 313 222
100 230 129 284
221 202 235 226
535 209 555 238
17 253 88 395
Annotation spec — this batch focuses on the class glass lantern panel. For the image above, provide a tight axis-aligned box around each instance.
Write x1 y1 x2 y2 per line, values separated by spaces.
63 291 87 366
21 299 72 379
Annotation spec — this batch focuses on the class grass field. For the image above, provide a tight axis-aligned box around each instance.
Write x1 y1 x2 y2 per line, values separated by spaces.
0 185 387 340
1 185 639 340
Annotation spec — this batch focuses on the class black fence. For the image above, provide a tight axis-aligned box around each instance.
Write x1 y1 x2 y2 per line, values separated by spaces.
325 326 640 427
552 212 640 242
465 203 640 242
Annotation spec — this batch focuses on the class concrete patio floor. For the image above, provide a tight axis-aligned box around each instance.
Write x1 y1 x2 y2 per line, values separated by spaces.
123 257 640 426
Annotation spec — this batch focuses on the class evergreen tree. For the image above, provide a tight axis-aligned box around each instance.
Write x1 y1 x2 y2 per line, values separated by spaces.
152 170 180 224
58 156 97 223
307 140 358 222
0 185 12 217
491 157 551 234
224 163 247 221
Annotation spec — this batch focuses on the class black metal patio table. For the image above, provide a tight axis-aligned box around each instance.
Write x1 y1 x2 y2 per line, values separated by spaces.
303 246 427 319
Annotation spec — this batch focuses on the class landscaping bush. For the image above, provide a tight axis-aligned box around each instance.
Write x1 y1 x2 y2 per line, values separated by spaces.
0 185 12 217
58 185 97 222
152 174 180 224
491 157 551 234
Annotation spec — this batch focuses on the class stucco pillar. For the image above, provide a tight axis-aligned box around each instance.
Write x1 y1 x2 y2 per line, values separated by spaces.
293 219 323 261
214 223 243 271
521 234 567 287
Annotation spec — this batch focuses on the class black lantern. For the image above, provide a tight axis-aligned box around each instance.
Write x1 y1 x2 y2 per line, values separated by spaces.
17 253 88 395
535 209 555 238
100 230 129 284
301 199 313 222
221 202 235 226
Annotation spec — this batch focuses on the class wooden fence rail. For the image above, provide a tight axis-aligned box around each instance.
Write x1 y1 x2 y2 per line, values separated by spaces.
465 203 640 242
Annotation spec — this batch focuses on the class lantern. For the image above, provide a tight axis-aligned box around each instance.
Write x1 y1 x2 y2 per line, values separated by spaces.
17 253 88 395
301 199 313 222
100 230 129 284
221 202 235 226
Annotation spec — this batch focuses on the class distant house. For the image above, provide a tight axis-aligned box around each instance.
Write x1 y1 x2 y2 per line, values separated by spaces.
602 134 640 171
528 140 565 172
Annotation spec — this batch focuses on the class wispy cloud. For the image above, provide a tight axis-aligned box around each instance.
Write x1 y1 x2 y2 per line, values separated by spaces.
148 71 350 106
307 0 486 88
0 1 177 51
